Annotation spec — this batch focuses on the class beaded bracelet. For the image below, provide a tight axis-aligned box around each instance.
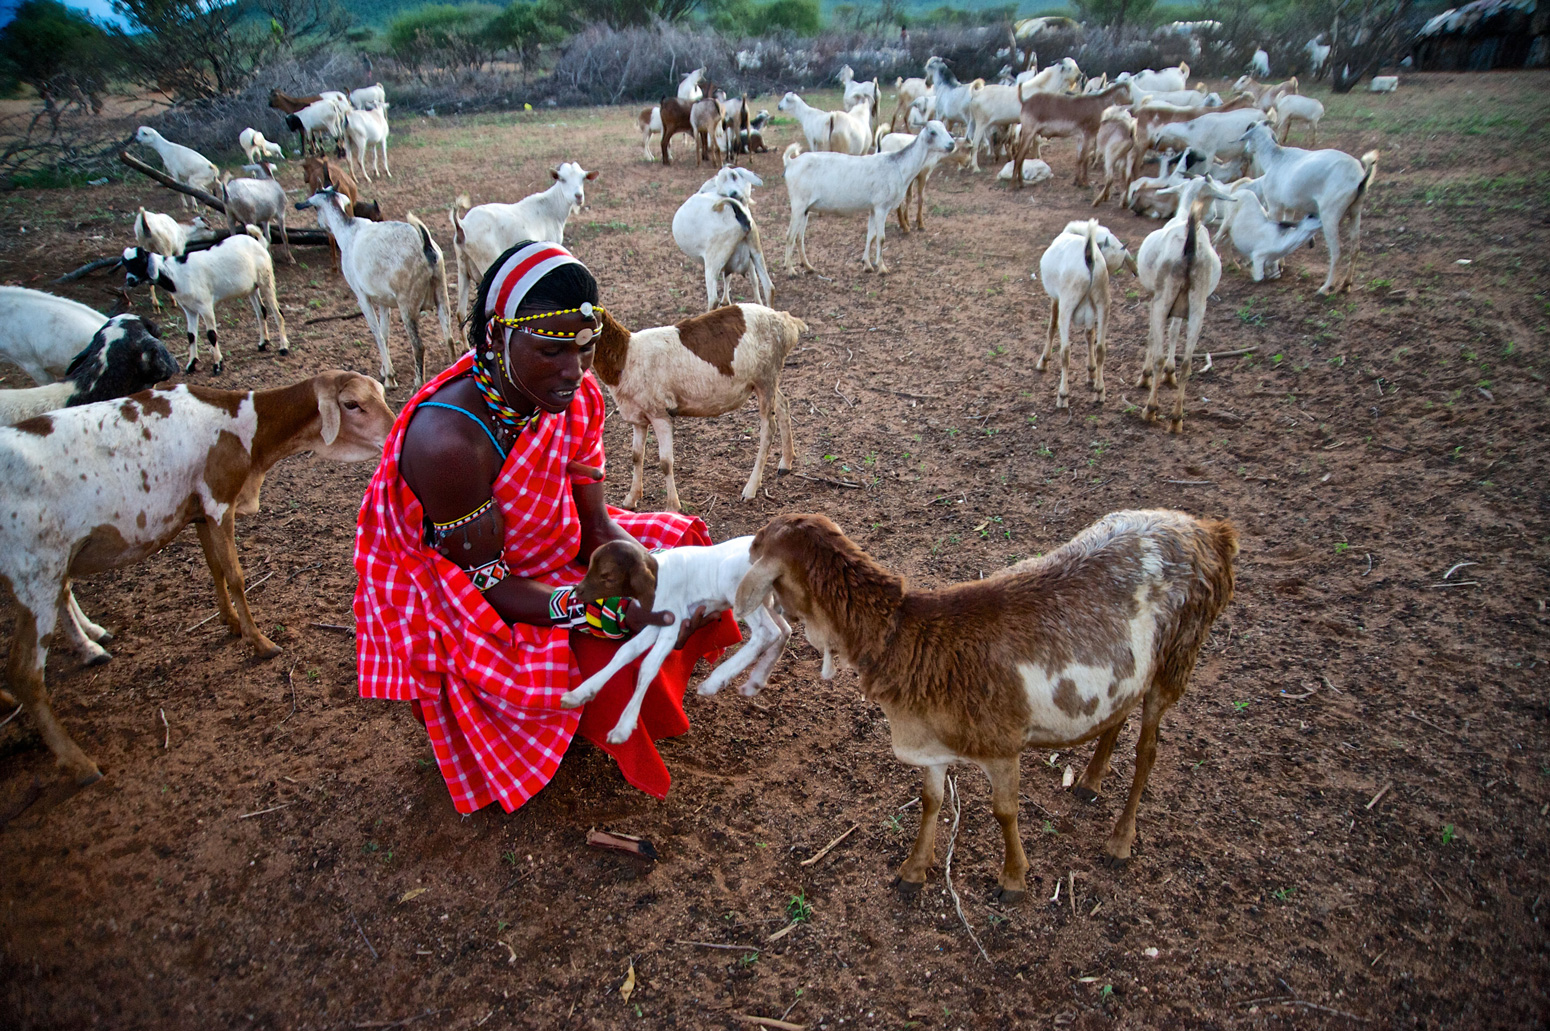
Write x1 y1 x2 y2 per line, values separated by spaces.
548 586 632 639
464 557 510 593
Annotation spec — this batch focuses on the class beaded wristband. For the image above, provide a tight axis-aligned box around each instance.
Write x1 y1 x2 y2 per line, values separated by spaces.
548 586 632 638
465 557 510 593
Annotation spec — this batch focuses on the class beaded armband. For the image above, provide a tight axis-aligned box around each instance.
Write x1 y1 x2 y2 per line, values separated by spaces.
548 586 632 639
464 557 510 593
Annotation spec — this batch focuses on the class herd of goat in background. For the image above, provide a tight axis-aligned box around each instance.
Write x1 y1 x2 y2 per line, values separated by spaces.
0 44 1397 883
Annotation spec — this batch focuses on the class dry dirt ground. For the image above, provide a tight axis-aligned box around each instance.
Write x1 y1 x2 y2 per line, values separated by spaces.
0 71 1547 1030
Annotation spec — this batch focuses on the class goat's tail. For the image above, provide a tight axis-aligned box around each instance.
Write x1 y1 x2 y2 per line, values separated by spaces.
133 207 148 241
1355 150 1379 204
244 225 267 248
1179 61 1191 79
873 123 890 151
783 142 803 166
1083 217 1101 286
405 211 440 268
711 196 753 235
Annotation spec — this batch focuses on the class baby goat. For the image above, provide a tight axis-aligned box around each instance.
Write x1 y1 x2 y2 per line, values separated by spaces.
593 304 805 511
122 228 289 375
1034 220 1133 408
1220 184 1322 281
223 168 293 264
133 208 218 311
733 510 1238 896
559 537 792 743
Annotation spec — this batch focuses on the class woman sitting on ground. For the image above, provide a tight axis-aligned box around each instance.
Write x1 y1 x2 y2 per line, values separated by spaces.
354 240 739 814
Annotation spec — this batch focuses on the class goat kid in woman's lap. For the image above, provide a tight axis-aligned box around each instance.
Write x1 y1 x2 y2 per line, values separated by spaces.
561 536 791 743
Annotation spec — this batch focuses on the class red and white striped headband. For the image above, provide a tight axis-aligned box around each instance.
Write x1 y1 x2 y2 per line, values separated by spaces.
484 241 591 327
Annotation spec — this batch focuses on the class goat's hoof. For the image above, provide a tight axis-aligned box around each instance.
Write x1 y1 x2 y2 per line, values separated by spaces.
278 345 289 356
775 468 790 478
992 886 1026 905
1071 784 1099 803
185 358 199 373
252 640 282 661
257 341 269 352
1103 851 1132 869
73 765 104 788
892 876 925 897
558 691 584 709
83 650 112 668
211 362 223 375
1092 393 1106 404
1034 360 1048 372
1168 420 1184 435
1055 395 1070 409
606 727 634 745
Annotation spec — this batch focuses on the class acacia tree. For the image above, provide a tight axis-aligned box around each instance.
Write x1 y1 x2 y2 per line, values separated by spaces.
111 0 350 101
0 1 119 127
1326 0 1415 92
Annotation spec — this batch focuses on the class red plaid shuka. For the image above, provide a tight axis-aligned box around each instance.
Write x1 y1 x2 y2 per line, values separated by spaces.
354 351 740 814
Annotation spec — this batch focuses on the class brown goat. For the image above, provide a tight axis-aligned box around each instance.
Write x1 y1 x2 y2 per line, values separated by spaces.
1012 82 1130 188
268 88 322 114
302 156 383 270
734 510 1238 900
692 93 726 167
659 96 696 166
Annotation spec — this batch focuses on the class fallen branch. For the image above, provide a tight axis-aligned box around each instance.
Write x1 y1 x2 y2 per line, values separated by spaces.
237 802 292 819
943 774 991 964
793 472 863 489
1365 782 1392 810
799 822 860 867
736 1016 805 1031
49 255 123 284
586 827 659 861
304 311 367 326
117 150 330 246
675 940 761 952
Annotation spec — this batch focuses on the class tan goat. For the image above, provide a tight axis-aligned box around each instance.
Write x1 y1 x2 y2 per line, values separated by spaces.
1010 81 1130 187
734 510 1238 900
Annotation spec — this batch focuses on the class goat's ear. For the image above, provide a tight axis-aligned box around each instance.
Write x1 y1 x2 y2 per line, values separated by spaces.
550 167 561 181
315 377 341 445
734 557 782 620
584 169 599 181
629 552 658 613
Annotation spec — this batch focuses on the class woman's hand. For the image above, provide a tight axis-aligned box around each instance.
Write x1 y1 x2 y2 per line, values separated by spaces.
621 602 718 648
670 604 717 649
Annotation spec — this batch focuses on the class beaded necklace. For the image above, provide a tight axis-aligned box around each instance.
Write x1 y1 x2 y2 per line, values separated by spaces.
469 351 541 446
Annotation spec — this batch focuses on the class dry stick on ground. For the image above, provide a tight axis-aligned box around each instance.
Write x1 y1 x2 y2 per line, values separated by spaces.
310 622 355 634
49 255 125 284
350 911 379 961
159 707 169 749
281 662 298 725
799 822 860 866
1366 782 1393 810
675 940 762 952
942 774 992 964
304 311 367 326
735 1016 806 1031
237 802 291 819
793 472 864 489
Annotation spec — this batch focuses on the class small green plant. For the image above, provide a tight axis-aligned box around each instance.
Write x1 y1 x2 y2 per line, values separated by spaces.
1100 984 1115 1001
1272 886 1296 901
1236 300 1265 326
1042 820 1058 835
883 814 904 833
1036 445 1054 458
307 667 321 682
502 850 519 865
1441 824 1456 845
1334 542 1350 554
738 951 759 968
787 892 813 923
1231 700 1250 713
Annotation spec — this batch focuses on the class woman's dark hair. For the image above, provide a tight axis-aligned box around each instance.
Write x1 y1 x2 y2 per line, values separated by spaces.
465 240 600 355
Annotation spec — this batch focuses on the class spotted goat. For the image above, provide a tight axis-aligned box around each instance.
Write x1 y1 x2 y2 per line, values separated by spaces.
734 510 1237 900
0 371 393 786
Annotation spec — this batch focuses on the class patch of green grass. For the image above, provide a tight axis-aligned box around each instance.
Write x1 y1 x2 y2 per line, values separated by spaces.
1441 823 1456 845
786 892 813 923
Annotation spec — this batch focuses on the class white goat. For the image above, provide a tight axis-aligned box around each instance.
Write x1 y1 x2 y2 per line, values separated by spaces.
997 158 1053 183
297 189 453 389
0 287 109 384
638 105 664 159
0 316 176 426
344 104 391 182
1150 106 1268 170
679 67 707 103
1273 93 1325 146
783 121 956 275
284 98 347 156
1370 75 1399 92
777 92 836 152
923 56 978 133
891 75 931 130
133 208 217 311
827 101 874 155
350 83 386 110
1220 185 1323 281
223 170 293 264
133 127 219 209
1115 63 1191 103
121 229 288 375
559 537 792 743
674 173 773 309
838 67 880 116
1249 48 1271 78
1241 122 1378 294
448 161 596 322
1035 220 1132 408
239 127 284 165
877 129 974 232
1134 177 1234 432
591 304 805 511
1306 38 1331 78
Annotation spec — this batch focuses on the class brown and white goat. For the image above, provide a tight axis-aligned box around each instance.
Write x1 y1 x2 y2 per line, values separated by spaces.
593 304 805 511
691 91 726 167
658 96 697 166
1011 82 1130 187
0 371 393 785
1090 106 1137 206
734 510 1238 899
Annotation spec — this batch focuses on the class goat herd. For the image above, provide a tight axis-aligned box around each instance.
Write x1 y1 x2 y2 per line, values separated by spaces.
0 51 1384 889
